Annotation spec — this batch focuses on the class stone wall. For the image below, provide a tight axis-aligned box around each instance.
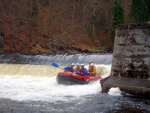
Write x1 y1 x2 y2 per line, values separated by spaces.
111 23 150 79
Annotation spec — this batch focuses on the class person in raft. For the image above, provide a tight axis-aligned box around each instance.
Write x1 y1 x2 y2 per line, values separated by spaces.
88 61 96 76
74 63 81 74
63 63 74 72
79 64 88 76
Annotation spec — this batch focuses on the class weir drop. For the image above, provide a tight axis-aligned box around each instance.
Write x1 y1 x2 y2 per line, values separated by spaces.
0 54 111 101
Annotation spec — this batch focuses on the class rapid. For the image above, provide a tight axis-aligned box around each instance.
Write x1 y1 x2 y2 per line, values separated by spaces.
0 53 149 113
0 54 111 101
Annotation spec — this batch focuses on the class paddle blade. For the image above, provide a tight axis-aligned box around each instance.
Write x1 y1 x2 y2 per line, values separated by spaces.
52 62 59 68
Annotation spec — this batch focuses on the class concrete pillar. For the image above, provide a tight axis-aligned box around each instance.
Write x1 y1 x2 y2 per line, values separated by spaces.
112 23 150 79
101 23 150 97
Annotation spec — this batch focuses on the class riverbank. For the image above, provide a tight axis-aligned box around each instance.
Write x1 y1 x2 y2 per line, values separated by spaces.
0 47 112 56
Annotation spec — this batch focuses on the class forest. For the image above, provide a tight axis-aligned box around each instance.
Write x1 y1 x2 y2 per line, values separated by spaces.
0 0 150 54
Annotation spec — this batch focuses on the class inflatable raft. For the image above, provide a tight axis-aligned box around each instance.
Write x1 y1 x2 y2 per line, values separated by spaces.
57 71 101 85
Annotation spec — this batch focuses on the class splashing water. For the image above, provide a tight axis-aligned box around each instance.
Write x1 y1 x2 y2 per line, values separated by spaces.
0 64 111 102
108 87 122 96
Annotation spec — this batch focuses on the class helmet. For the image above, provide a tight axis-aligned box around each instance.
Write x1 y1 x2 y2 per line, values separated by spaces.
76 63 80 67
89 61 93 64
71 63 74 66
81 64 84 66
90 63 94 66
76 63 79 65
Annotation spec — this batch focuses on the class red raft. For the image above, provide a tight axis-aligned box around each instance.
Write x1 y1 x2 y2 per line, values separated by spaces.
57 71 102 85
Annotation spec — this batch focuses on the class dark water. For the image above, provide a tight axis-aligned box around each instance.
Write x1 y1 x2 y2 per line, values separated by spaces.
0 93 150 113
0 53 149 113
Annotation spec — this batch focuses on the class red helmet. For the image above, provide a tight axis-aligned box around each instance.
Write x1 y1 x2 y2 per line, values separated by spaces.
89 61 93 64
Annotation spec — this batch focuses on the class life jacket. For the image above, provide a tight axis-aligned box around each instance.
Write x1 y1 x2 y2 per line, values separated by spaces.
88 66 96 74
89 66 94 72
80 68 84 73
69 67 74 72
75 67 80 71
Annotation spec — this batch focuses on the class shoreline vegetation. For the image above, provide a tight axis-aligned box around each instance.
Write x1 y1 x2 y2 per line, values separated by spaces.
0 48 113 55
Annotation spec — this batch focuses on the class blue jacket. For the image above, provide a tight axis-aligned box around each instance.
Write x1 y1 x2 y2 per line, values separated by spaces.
80 68 87 75
63 66 74 72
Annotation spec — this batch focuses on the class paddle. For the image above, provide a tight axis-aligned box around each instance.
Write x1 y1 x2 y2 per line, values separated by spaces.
52 62 63 70
52 62 74 73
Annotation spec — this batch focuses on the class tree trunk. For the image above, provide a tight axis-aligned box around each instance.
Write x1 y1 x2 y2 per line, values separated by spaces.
82 1 85 40
72 0 75 22
92 7 96 38
108 0 113 41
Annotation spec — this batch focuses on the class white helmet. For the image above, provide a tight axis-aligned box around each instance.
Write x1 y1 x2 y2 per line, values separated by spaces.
81 64 84 66
76 63 79 65
76 63 80 67
89 61 93 64
71 63 74 66
90 63 94 66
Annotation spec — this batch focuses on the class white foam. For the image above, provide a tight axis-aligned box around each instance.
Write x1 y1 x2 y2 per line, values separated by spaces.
108 87 122 96
0 64 111 101
0 75 101 101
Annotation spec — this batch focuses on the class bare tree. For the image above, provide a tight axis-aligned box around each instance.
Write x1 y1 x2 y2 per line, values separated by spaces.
72 0 75 22
108 0 113 40
92 5 96 37
48 0 51 37
10 1 17 52
28 0 34 42
80 0 87 40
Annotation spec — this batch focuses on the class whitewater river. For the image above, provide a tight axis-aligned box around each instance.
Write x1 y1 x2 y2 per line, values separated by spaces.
0 53 149 113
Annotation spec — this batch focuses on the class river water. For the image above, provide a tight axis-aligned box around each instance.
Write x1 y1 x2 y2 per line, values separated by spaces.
0 53 149 113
